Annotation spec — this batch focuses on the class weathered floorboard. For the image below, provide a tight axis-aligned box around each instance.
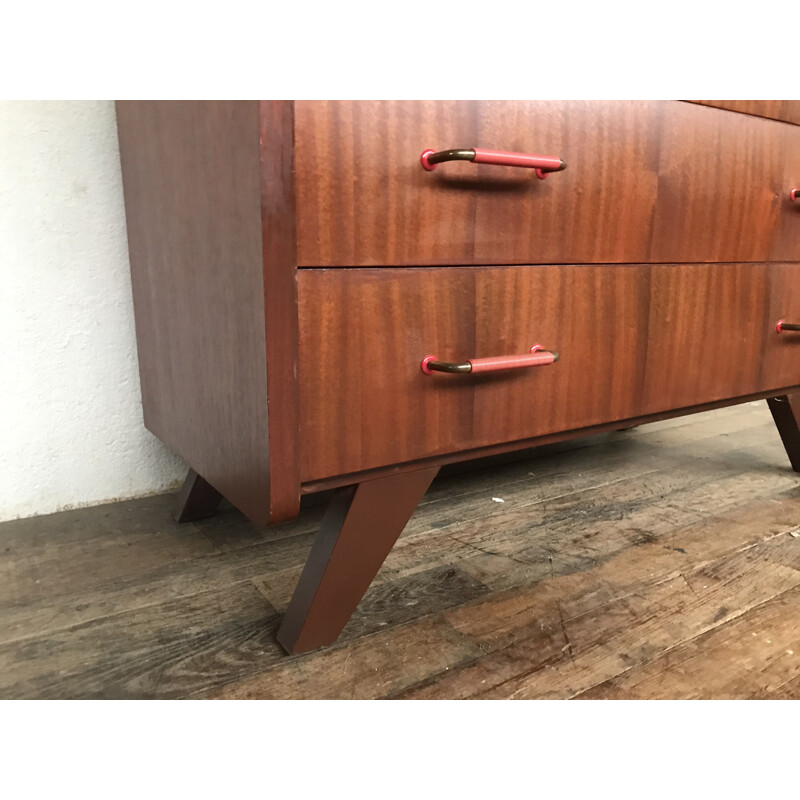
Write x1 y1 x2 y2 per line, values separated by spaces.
579 578 800 700
206 617 485 700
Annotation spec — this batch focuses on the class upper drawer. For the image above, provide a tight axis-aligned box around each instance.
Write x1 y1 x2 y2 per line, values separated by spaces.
294 101 800 267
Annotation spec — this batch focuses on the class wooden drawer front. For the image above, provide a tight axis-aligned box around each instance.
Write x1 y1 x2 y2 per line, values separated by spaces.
294 101 800 268
772 129 800 261
298 264 799 482
763 263 800 386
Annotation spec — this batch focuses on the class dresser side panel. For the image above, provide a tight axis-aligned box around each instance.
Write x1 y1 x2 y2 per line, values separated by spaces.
116 100 282 526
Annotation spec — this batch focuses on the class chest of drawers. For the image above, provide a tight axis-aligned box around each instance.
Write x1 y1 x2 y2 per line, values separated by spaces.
116 100 800 654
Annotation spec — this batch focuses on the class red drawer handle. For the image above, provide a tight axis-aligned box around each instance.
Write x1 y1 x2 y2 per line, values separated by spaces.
791 189 799 202
776 320 800 333
420 147 567 180
421 345 559 375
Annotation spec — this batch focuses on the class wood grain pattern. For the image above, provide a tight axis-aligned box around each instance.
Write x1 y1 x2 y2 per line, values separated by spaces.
334 564 489 643
211 617 483 700
762 263 800 385
420 521 800 700
640 263 769 409
0 581 284 699
382 425 799 614
299 388 796 494
688 100 800 126
578 584 800 700
486 552 800 700
771 128 800 260
116 101 300 526
402 493 800 699
650 102 785 262
298 263 800 481
429 455 792 598
294 100 800 267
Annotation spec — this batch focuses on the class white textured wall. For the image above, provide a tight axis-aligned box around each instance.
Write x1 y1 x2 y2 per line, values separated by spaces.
0 101 186 521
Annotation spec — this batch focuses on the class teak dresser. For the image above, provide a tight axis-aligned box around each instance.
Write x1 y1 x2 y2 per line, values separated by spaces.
116 100 800 654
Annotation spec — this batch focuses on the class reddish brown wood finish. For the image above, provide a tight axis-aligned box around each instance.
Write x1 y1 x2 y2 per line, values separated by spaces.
767 394 800 472
173 469 223 523
650 104 785 263
297 263 800 482
299 387 800 495
293 101 800 267
688 100 800 126
277 466 440 654
640 263 770 410
771 128 800 261
760 263 800 387
116 101 300 527
681 102 800 264
258 101 301 523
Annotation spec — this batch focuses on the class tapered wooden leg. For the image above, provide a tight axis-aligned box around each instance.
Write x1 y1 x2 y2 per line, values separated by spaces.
767 394 800 472
173 469 223 522
277 466 440 654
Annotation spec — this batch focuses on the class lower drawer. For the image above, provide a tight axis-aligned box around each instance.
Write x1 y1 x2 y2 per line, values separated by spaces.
298 263 800 482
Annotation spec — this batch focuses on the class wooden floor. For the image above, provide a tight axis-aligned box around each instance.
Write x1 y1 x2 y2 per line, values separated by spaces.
3 403 800 699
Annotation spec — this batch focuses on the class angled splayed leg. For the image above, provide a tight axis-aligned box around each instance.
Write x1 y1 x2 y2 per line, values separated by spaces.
173 469 223 523
767 394 800 473
277 466 440 654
